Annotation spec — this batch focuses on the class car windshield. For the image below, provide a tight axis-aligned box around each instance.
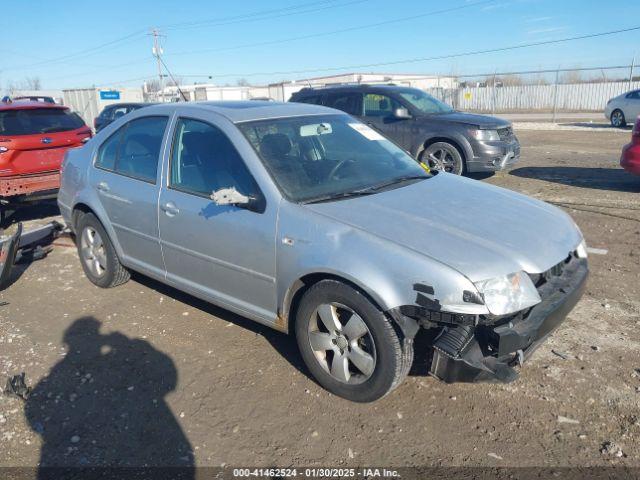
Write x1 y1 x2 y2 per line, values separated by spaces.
238 115 429 203
397 88 454 115
0 108 85 135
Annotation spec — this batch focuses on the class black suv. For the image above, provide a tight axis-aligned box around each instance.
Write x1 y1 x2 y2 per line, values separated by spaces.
290 85 520 175
94 102 152 132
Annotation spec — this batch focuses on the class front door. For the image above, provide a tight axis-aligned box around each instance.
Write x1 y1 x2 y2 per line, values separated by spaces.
158 115 277 322
89 115 169 278
361 93 410 148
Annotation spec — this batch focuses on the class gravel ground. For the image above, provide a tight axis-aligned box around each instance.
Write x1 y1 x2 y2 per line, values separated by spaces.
0 128 639 475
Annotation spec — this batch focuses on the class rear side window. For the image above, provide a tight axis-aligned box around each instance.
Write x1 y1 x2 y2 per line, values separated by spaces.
95 116 168 183
95 128 122 170
325 93 362 116
0 108 85 135
294 94 322 105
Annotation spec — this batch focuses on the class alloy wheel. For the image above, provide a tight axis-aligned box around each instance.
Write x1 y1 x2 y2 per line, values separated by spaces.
307 303 376 384
80 227 107 278
424 145 461 174
612 111 624 127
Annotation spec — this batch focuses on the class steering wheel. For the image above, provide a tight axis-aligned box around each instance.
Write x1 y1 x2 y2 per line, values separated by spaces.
328 158 356 179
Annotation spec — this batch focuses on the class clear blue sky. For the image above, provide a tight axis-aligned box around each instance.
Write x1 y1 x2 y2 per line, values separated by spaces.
1 0 639 90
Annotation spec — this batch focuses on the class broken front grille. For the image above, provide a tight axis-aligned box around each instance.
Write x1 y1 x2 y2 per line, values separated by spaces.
497 126 514 141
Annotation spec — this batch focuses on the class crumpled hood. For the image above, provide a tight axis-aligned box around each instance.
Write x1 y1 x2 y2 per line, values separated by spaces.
417 111 511 129
305 173 582 282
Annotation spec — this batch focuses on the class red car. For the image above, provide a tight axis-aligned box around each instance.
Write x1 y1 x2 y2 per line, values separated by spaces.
620 116 640 175
0 100 91 211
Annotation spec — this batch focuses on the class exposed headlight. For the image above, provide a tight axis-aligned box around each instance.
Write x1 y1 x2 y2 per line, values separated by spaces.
576 239 588 259
474 271 541 316
471 128 500 141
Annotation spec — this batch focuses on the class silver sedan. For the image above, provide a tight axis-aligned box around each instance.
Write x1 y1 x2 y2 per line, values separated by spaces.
58 101 588 402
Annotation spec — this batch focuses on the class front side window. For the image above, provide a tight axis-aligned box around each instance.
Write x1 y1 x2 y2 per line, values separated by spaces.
238 115 428 203
325 93 362 116
627 91 640 100
363 93 402 117
170 118 258 198
95 116 167 183
0 108 85 135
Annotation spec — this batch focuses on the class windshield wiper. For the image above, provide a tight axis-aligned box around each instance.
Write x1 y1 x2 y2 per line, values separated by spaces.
303 175 427 204
356 175 428 194
303 189 378 204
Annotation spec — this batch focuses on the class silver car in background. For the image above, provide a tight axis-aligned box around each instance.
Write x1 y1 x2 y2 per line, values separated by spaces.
605 89 640 127
58 101 588 402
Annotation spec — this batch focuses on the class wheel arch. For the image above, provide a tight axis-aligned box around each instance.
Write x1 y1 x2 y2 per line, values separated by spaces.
70 201 126 260
417 136 469 163
281 272 389 336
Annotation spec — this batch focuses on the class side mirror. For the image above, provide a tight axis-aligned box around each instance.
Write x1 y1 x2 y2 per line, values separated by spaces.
210 187 263 212
393 107 411 119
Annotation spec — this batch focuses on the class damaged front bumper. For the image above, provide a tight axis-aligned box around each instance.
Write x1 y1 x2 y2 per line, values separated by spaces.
430 256 588 383
0 221 63 290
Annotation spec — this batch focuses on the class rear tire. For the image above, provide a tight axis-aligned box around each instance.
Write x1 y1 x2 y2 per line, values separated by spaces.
611 109 626 128
76 213 129 288
295 280 411 402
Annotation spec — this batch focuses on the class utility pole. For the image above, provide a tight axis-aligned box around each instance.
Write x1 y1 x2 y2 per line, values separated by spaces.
151 28 165 102
629 55 636 91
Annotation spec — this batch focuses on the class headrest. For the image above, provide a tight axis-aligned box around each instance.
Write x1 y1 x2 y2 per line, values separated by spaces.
259 133 292 159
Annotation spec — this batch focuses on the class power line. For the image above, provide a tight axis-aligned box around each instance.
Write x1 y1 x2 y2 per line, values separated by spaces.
161 0 362 31
166 0 497 57
6 31 148 72
157 55 188 102
174 26 640 79
4 0 355 73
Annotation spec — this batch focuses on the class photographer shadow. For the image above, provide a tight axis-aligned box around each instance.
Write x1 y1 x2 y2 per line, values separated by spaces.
25 317 194 478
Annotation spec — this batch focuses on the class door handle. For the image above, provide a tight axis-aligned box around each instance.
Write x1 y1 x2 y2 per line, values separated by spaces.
161 202 180 216
96 181 110 192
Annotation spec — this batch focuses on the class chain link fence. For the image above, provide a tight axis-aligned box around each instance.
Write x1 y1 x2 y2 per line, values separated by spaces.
424 64 637 117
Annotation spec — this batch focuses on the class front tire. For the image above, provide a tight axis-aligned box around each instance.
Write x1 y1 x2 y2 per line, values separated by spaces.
76 213 130 288
611 109 626 128
420 142 465 175
295 280 412 402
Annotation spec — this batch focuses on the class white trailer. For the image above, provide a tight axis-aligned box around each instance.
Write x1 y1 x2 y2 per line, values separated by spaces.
62 87 144 128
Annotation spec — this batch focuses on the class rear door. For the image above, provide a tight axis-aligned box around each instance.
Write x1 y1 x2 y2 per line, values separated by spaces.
158 112 277 321
89 115 170 278
0 107 89 175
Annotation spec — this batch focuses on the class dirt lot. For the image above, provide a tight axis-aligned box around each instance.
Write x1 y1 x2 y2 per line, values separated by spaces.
1 127 639 474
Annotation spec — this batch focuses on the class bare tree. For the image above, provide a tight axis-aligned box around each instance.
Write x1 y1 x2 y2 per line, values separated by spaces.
24 76 42 90
166 76 183 87
236 78 250 87
560 70 583 84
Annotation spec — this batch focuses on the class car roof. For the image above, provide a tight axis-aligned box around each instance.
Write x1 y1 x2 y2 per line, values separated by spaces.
0 100 67 111
141 100 340 123
103 102 151 109
293 84 409 95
